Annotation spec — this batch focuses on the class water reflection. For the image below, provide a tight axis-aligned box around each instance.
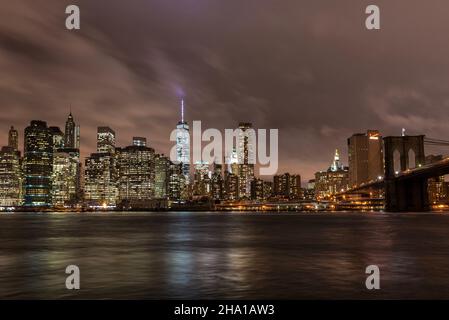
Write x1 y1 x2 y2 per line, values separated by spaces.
1 212 449 299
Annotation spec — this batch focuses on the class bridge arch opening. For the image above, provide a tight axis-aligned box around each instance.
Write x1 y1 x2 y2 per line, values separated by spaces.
393 149 401 174
408 149 416 169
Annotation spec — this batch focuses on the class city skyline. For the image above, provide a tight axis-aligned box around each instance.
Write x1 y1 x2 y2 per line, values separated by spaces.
2 1 449 181
0 111 445 183
0 111 365 181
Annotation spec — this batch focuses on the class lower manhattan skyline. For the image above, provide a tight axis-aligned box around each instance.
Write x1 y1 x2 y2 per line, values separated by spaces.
2 0 449 181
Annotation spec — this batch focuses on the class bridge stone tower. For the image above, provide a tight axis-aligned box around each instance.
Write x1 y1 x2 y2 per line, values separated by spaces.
383 135 428 212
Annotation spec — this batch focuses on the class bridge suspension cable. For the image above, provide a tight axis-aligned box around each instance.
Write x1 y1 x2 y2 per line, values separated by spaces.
424 137 449 146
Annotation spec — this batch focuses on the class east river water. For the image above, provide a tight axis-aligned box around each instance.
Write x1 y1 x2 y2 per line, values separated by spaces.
1 211 449 299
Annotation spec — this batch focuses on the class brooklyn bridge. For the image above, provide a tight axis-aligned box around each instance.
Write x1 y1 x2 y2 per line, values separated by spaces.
338 135 449 212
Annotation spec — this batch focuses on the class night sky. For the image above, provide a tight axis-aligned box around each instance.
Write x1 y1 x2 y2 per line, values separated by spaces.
1 0 449 181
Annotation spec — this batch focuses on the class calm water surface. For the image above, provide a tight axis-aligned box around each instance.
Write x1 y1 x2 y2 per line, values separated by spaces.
1 211 449 299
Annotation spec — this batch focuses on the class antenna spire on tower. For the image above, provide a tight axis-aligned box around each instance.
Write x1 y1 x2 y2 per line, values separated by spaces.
181 99 185 123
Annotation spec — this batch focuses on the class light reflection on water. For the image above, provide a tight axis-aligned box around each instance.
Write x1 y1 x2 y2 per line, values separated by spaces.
1 211 449 299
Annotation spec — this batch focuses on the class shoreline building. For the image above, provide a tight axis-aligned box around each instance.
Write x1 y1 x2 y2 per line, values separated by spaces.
175 99 190 184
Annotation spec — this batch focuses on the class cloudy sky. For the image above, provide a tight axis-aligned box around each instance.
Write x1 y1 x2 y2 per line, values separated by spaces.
1 0 449 181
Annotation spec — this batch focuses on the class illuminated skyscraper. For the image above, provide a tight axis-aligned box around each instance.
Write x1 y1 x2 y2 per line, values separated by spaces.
237 122 255 199
426 155 448 204
175 99 190 183
8 126 19 152
250 178 265 201
330 149 343 172
211 163 224 200
49 126 65 150
52 149 80 207
193 161 211 197
314 151 349 199
51 119 81 207
224 170 239 201
168 162 187 201
154 154 171 198
348 130 383 187
24 120 53 207
64 112 80 149
97 127 116 154
84 153 117 207
303 179 316 201
273 173 302 199
226 148 239 175
237 122 255 164
0 146 22 207
116 143 155 208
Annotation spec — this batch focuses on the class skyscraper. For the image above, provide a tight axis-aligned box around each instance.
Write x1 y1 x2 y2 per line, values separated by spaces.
49 126 65 150
250 178 265 201
51 114 82 207
226 148 239 175
193 161 211 197
348 130 383 187
97 127 116 154
8 126 18 152
154 154 171 199
116 143 155 208
84 153 117 207
168 162 187 201
64 112 80 149
273 173 302 199
330 149 343 172
211 163 224 200
237 122 256 164
24 120 53 207
237 122 255 199
176 99 190 183
224 170 239 201
52 149 80 207
314 151 349 199
0 146 22 207
426 155 448 204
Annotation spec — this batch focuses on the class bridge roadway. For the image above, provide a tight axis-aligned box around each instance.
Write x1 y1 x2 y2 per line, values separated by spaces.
338 156 449 211
339 156 449 195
